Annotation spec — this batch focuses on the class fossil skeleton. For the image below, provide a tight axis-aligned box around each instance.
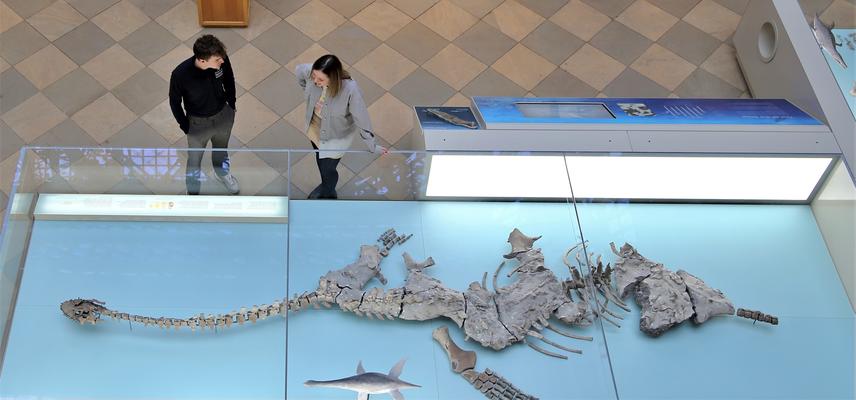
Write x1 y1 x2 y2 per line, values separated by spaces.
426 108 479 129
60 228 775 360
433 325 538 400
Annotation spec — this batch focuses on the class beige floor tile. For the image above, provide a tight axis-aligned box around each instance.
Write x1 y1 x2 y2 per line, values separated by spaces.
83 44 144 89
450 0 503 18
367 93 413 144
616 0 678 40
417 0 478 40
491 43 555 90
0 2 23 33
14 45 77 89
230 44 279 89
283 104 308 134
232 93 280 143
71 93 136 143
91 0 150 41
386 0 438 18
354 44 417 90
483 0 544 41
351 1 412 41
443 92 471 107
560 44 625 91
27 0 87 41
700 43 746 91
285 0 345 40
550 0 610 41
0 58 9 74
1 93 67 142
290 151 354 193
150 43 192 81
630 44 695 91
155 0 202 41
234 2 281 40
227 151 280 195
285 43 332 74
423 43 485 90
142 100 185 144
683 0 740 41
67 149 127 193
822 0 856 28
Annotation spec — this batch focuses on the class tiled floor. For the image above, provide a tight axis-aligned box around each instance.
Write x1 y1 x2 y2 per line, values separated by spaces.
0 0 854 214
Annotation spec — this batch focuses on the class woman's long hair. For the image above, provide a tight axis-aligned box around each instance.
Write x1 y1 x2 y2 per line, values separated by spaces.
312 54 351 98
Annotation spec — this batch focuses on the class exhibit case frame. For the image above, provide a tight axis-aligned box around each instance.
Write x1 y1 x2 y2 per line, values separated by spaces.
0 146 853 399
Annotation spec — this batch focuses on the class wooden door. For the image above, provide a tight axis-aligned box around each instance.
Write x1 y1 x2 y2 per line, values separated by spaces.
197 0 249 27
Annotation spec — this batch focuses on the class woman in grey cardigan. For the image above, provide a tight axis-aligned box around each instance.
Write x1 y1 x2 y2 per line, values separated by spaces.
296 55 387 199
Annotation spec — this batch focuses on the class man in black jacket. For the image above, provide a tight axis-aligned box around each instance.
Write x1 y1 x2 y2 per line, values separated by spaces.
169 34 240 195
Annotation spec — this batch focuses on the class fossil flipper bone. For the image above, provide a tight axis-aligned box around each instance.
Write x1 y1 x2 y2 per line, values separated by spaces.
432 325 477 373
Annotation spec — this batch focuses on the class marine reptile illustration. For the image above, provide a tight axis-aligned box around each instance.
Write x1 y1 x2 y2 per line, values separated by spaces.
304 358 419 400
812 13 848 69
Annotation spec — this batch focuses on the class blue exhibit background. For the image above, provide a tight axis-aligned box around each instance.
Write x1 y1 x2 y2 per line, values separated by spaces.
0 201 852 399
473 97 822 125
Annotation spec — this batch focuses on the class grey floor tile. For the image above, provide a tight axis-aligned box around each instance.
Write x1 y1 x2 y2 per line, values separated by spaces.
31 119 98 148
251 68 304 116
0 120 24 160
386 21 449 65
348 69 385 106
339 136 391 174
120 21 181 65
255 174 289 196
674 68 743 98
521 20 584 65
103 118 169 148
42 68 107 115
799 0 835 18
320 0 374 18
602 68 670 98
0 23 49 64
185 28 248 55
453 21 515 65
251 20 313 65
580 0 634 17
288 183 308 199
460 68 527 98
390 68 455 106
517 0 569 18
3 0 54 18
319 22 381 66
714 0 750 14
257 0 311 18
658 21 721 66
531 69 598 97
0 68 38 114
0 190 7 211
66 0 120 18
248 120 312 171
112 68 168 114
129 0 182 19
590 21 652 65
53 22 115 65
647 0 701 18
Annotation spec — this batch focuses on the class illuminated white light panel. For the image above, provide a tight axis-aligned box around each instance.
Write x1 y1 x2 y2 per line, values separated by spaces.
33 194 289 222
426 155 573 198
426 154 832 201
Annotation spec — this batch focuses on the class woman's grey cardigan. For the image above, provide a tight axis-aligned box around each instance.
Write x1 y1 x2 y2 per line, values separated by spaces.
296 64 380 158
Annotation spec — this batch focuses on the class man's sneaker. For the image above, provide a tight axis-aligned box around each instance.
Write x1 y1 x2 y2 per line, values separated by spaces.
215 173 240 195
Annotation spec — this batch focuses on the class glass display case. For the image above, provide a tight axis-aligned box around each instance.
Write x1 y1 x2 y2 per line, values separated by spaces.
0 146 852 399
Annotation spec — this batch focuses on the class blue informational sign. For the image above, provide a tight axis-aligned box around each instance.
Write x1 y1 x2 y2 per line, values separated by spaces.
473 97 823 126
823 29 856 119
